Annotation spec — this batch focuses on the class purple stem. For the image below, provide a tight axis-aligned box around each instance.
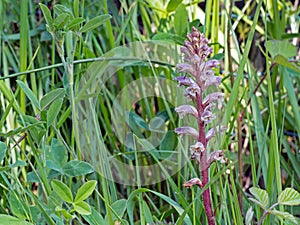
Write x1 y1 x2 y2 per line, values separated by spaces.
196 92 216 225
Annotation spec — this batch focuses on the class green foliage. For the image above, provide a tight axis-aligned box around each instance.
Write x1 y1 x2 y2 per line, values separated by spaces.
278 188 300 206
249 187 270 209
73 201 91 215
51 179 97 218
249 187 300 224
51 180 74 203
0 215 34 225
74 180 97 202
0 141 6 162
62 160 94 177
266 40 298 59
174 4 188 35
40 88 65 110
166 0 183 13
16 80 39 110
80 15 112 33
39 3 53 31
0 0 299 224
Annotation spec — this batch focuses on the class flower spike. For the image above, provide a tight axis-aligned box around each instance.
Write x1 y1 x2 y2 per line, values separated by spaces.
174 27 226 225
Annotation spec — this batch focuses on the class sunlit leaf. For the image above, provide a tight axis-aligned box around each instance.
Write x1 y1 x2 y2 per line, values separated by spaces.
39 3 54 31
73 0 79 17
67 17 85 30
51 180 73 203
270 210 298 224
54 4 74 17
274 55 300 73
0 214 33 225
54 206 73 219
53 13 70 29
249 187 269 209
166 0 183 12
80 15 111 33
0 166 10 172
74 180 97 203
74 201 91 215
174 4 188 35
278 188 300 206
245 207 254 225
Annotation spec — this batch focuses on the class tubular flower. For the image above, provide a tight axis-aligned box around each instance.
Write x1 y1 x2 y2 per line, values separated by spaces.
206 126 228 141
201 110 216 124
174 126 198 140
173 76 195 87
208 150 226 165
177 63 195 75
185 83 201 99
203 76 222 89
175 105 198 119
203 92 224 109
190 142 205 152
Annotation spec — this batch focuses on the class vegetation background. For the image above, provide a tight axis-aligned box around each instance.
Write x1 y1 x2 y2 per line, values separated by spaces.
0 0 299 224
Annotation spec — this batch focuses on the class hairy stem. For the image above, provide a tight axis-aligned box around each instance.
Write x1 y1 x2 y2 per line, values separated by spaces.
202 169 215 225
196 93 216 225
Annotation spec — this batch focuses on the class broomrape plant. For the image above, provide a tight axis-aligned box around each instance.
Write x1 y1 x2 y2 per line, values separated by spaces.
174 27 226 225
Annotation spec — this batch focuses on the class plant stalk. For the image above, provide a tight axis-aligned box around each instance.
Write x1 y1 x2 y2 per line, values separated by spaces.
196 92 216 225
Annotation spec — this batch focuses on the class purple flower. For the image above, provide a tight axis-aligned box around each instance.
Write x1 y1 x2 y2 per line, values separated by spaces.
206 126 227 141
173 76 194 86
176 27 216 82
176 63 195 75
174 126 198 140
201 110 216 124
203 92 224 109
175 105 198 119
208 150 225 164
185 83 200 99
205 59 220 69
204 76 222 89
190 141 205 152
